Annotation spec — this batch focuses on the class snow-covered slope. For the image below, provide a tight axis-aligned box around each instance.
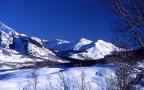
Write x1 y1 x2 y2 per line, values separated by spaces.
0 22 68 69
0 22 56 57
0 22 19 36
43 39 70 51
0 64 117 90
81 40 119 59
73 38 93 50
45 38 119 60
69 39 119 60
0 62 143 90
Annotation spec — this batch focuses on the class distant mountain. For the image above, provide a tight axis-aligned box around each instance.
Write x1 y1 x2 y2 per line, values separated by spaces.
43 39 70 51
44 38 120 60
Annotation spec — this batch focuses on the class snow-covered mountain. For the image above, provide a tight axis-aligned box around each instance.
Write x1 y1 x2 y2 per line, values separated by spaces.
0 22 120 63
0 22 68 70
44 38 120 60
0 22 56 56
43 39 71 51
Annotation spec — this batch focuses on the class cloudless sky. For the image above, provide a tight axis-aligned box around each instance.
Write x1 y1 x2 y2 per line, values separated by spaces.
0 0 115 42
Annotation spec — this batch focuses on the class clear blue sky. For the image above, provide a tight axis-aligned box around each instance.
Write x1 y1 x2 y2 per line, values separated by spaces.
0 0 115 42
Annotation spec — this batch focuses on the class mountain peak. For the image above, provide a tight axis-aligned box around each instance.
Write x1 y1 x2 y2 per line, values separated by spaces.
0 22 19 36
73 38 93 50
79 38 92 43
95 40 117 48
77 38 93 45
95 39 119 54
56 39 70 44
96 39 108 44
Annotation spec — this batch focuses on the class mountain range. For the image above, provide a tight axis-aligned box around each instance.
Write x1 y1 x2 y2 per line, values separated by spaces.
0 22 120 69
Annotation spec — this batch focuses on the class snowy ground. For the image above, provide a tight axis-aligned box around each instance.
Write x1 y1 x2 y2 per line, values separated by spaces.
0 64 117 90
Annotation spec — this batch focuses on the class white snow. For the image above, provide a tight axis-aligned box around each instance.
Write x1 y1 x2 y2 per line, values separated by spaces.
68 40 120 60
84 40 119 59
0 64 117 90
0 47 68 70
0 22 68 64
44 38 120 60
31 37 43 45
0 22 19 36
73 38 93 50
43 39 70 51
0 31 13 48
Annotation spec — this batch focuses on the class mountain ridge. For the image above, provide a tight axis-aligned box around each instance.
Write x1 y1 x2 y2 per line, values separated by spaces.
0 22 119 61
